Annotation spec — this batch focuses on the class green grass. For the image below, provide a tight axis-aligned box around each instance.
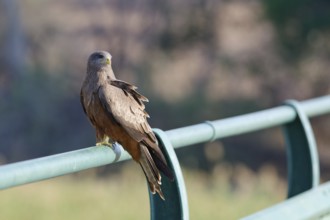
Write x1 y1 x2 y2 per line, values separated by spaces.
0 163 285 220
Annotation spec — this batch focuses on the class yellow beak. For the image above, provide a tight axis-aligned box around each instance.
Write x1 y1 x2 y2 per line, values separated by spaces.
106 58 111 65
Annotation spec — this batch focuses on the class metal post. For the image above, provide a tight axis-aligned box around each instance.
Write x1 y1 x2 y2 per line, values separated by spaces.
149 129 189 220
283 100 320 198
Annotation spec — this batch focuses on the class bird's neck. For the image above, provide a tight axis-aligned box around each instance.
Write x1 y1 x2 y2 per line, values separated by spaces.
85 66 116 91
105 67 117 80
87 65 116 78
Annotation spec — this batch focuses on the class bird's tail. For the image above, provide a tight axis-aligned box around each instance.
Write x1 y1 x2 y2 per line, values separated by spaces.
139 144 165 200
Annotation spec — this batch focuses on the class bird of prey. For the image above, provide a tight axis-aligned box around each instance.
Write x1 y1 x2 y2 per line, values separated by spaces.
80 51 174 200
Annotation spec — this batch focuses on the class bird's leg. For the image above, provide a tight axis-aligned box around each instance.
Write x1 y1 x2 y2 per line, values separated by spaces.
96 136 113 147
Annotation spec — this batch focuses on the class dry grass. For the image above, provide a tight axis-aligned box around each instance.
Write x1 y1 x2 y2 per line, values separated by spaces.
0 163 286 220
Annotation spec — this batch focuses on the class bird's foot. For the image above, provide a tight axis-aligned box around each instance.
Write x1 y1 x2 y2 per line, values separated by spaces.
96 140 122 162
96 136 113 147
96 141 112 147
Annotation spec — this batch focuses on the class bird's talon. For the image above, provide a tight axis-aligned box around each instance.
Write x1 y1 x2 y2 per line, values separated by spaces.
96 141 112 147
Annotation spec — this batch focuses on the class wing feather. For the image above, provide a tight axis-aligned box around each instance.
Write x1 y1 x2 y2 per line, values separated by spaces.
98 80 155 144
110 80 149 105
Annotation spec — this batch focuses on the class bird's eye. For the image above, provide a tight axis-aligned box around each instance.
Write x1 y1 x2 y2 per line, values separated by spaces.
96 54 104 59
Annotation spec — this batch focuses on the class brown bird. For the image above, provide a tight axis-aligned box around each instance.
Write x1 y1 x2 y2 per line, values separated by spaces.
80 51 174 200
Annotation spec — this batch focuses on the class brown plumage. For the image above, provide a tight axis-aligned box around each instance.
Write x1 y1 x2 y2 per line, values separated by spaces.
80 51 174 200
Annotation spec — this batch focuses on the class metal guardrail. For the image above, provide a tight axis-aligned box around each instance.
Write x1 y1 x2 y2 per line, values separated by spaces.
241 181 330 220
1 95 330 219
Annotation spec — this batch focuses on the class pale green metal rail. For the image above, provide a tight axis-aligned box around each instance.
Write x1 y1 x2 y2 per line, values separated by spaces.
1 95 330 220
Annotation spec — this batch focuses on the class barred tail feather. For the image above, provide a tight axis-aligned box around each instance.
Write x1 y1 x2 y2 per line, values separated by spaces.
139 144 165 200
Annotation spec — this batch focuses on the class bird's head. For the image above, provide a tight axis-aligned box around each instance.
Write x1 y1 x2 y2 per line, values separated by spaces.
87 51 112 70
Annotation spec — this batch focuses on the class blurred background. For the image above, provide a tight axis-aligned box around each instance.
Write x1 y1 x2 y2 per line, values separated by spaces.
0 0 330 219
